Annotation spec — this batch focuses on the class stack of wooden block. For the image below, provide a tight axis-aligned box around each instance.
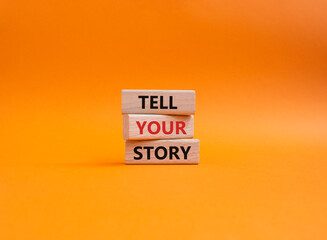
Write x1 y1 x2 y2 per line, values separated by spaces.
122 90 199 164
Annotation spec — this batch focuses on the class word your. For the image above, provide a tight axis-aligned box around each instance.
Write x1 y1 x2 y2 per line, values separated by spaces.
138 96 177 109
133 146 191 160
136 121 186 135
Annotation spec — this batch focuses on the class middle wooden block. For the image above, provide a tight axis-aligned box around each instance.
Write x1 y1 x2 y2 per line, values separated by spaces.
123 114 194 140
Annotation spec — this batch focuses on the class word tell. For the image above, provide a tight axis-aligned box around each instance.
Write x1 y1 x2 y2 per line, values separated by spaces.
121 90 195 115
138 96 177 109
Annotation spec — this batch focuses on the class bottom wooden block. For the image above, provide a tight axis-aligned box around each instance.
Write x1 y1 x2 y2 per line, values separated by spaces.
125 139 199 165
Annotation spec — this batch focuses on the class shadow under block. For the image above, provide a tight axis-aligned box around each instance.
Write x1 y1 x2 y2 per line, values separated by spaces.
123 114 194 140
121 90 195 115
125 139 199 165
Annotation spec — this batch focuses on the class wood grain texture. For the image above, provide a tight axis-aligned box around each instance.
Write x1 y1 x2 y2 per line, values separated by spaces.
121 90 195 115
123 114 194 140
125 139 199 165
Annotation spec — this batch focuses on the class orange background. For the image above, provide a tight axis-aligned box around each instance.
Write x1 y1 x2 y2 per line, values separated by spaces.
1 0 327 239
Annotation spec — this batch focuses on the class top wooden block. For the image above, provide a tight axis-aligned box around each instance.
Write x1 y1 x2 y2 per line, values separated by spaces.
121 90 195 115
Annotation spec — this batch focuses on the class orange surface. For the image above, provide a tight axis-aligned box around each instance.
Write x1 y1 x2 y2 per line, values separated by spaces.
1 0 327 239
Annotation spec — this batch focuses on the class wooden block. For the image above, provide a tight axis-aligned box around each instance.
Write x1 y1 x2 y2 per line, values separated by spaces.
121 90 195 115
123 114 194 140
125 139 199 165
